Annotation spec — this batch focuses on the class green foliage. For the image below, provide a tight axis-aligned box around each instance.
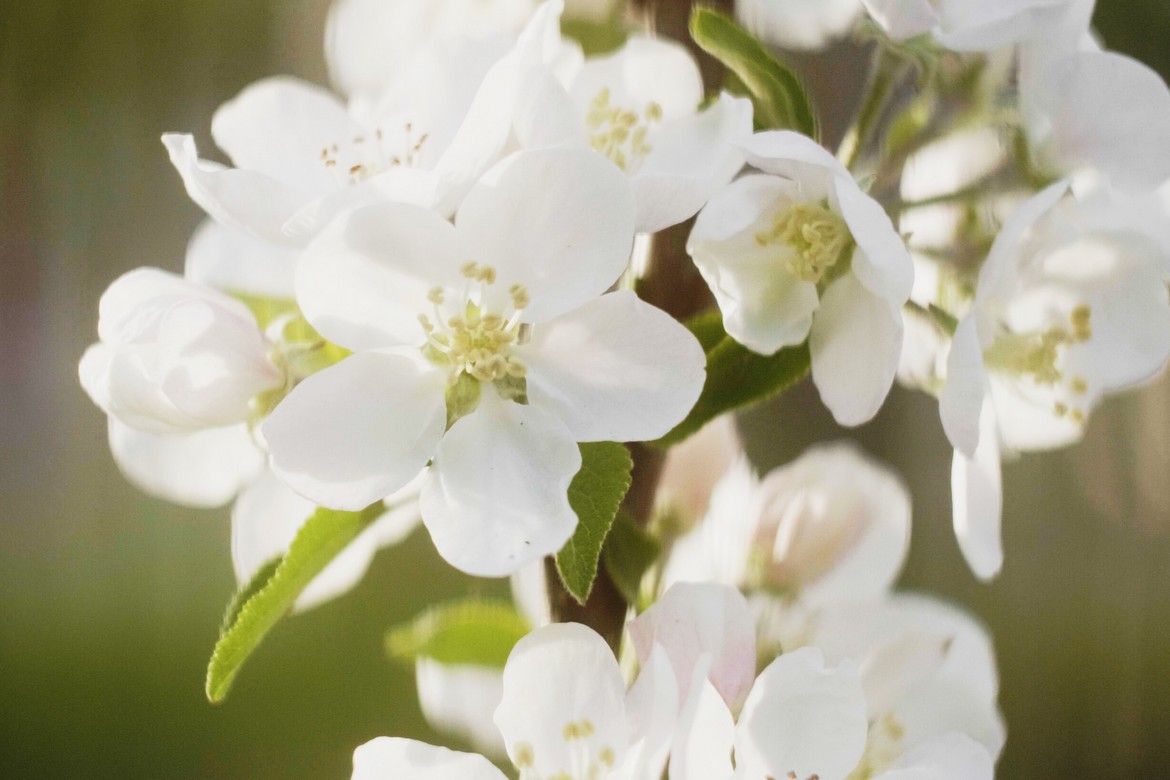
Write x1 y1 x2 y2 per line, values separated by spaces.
603 514 661 605
385 600 531 669
689 7 818 138
555 442 635 604
205 504 383 703
655 310 811 448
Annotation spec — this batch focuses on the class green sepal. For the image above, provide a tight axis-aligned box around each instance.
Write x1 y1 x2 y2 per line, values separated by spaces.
205 503 383 703
445 372 482 429
689 7 819 138
385 600 531 669
555 442 635 604
602 513 662 606
654 310 811 448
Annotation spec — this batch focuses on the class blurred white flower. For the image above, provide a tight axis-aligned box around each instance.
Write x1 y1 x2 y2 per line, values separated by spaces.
263 147 705 576
656 416 742 524
862 0 1084 52
737 0 864 51
939 181 1170 578
689 131 913 426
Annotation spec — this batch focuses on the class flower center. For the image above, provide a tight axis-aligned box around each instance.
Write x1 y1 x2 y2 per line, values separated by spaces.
512 718 617 780
319 121 431 185
586 87 663 172
419 262 529 383
845 714 905 780
757 201 854 285
983 304 1092 422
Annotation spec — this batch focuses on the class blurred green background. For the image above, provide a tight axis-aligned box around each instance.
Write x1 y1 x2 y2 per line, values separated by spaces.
2 0 1170 777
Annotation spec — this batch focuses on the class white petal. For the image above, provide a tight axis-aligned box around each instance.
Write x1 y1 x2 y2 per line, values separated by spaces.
416 659 507 760
210 76 357 194
810 274 903 426
835 179 913 303
184 219 298 299
351 737 506 780
494 623 628 778
455 148 636 323
297 202 463 351
627 582 756 708
420 390 581 577
940 316 988 457
161 134 311 247
263 352 447 511
737 0 865 50
860 0 937 40
1027 50 1170 189
619 643 679 780
523 291 706 442
510 560 552 628
738 130 850 195
656 415 742 522
688 174 820 354
631 93 753 234
669 669 735 780
107 419 263 508
875 733 994 780
734 647 868 780
770 442 912 604
568 36 703 121
951 398 1003 581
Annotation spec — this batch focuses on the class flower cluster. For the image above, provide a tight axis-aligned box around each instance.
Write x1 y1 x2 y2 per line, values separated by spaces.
75 0 1170 775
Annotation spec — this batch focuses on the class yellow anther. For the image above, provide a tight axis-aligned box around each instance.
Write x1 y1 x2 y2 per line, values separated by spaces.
760 201 853 284
1070 409 1085 424
587 87 662 171
1070 377 1088 394
1070 305 1092 341
418 313 434 333
460 261 480 278
645 101 663 121
510 284 530 310
477 265 497 284
426 287 445 305
514 743 534 769
599 747 615 767
1054 402 1068 417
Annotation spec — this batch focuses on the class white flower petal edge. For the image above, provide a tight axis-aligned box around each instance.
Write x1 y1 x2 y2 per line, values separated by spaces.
106 419 264 509
185 219 298 300
351 736 507 780
628 582 757 708
420 390 581 577
523 290 706 442
738 0 864 51
494 622 629 779
874 733 995 780
669 665 736 780
734 647 869 780
810 273 904 427
262 351 447 511
952 396 1004 582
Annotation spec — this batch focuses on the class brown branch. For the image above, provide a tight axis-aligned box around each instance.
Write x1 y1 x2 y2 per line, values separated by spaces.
545 0 729 650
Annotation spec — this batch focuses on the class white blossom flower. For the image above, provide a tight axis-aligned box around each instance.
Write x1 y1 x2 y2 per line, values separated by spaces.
1019 42 1170 191
517 18 753 234
164 3 567 247
862 0 1084 52
939 181 1170 578
655 416 742 524
79 268 283 434
737 0 865 51
662 442 911 606
262 147 706 576
688 131 914 426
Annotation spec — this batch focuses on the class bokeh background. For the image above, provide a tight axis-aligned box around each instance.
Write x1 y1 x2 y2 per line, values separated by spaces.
2 1 1169 777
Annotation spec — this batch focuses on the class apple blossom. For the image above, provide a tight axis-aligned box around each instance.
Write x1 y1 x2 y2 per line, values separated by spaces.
936 181 1170 578
78 268 283 435
862 0 1083 52
513 9 753 234
688 131 914 426
164 2 569 247
262 147 706 576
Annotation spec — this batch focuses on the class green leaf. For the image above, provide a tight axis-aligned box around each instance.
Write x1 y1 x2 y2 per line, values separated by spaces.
555 442 635 604
206 504 383 703
602 514 661 605
689 7 818 138
655 312 811 448
219 556 281 635
385 600 531 669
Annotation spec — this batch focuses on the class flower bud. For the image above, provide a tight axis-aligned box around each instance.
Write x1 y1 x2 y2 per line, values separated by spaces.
79 268 282 433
